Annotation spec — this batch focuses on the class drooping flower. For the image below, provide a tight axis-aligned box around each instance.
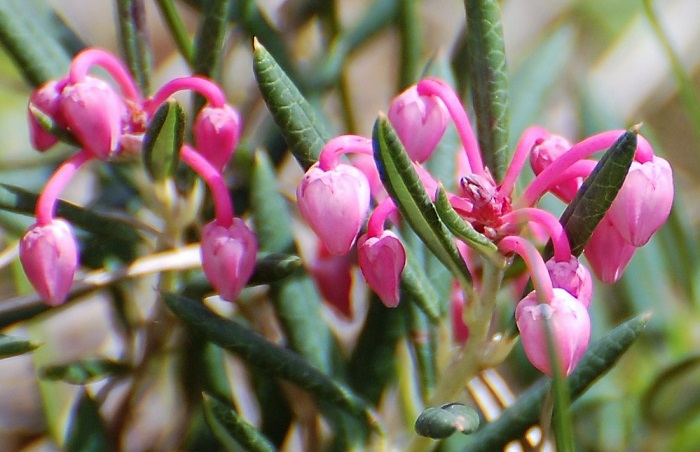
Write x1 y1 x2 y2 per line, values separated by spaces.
27 79 65 152
310 243 355 319
584 214 636 284
357 230 406 308
546 256 593 308
193 104 241 172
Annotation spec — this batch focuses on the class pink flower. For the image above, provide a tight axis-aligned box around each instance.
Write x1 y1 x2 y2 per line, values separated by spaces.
607 156 674 247
296 163 370 256
584 215 636 283
60 76 127 160
388 85 448 162
19 219 78 306
357 231 406 308
310 244 355 320
193 104 241 172
515 288 591 377
450 283 469 344
530 135 582 203
546 257 593 308
27 80 65 152
201 219 258 302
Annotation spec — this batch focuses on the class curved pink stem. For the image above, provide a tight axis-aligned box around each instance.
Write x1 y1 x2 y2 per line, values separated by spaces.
501 208 571 262
180 144 233 228
318 135 373 170
36 150 94 225
69 48 141 102
498 235 554 302
146 76 226 115
366 198 397 237
498 126 549 198
416 78 484 176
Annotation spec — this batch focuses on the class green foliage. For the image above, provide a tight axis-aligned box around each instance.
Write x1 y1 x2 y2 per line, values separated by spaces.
142 99 184 181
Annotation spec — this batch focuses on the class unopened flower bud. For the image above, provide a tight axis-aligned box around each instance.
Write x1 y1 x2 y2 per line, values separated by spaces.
530 135 582 202
28 80 64 151
310 244 354 320
546 256 593 308
584 215 636 284
357 230 406 307
193 104 241 172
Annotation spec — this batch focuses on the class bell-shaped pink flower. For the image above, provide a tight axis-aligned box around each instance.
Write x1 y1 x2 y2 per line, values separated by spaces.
193 104 241 172
357 231 406 308
584 215 636 284
515 288 591 377
388 85 448 163
530 135 582 203
60 76 127 160
607 156 674 247
296 163 370 256
201 218 258 302
28 80 65 152
546 256 593 308
310 243 355 320
19 219 78 306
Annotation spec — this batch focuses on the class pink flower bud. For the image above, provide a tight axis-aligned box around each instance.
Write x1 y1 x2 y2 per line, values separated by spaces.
546 256 593 308
28 80 64 151
201 219 258 302
310 244 355 320
607 156 674 247
530 135 582 202
296 163 370 256
357 231 406 307
388 85 448 162
584 215 636 283
60 76 127 160
193 104 241 172
515 288 591 377
19 219 78 306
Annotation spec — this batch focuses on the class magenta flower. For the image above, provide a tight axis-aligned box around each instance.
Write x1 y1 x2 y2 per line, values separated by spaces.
27 79 65 151
607 156 674 247
529 135 583 203
388 85 449 162
200 219 258 302
357 230 406 308
60 76 127 160
310 243 355 320
546 256 593 308
193 104 241 172
515 288 591 377
584 215 636 284
20 219 79 306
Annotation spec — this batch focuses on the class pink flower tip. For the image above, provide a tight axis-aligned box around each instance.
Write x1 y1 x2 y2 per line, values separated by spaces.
530 135 581 202
28 80 64 152
194 104 242 172
388 85 448 162
19 219 78 306
357 230 406 308
201 218 258 302
584 214 636 284
296 163 370 256
546 257 593 308
515 288 591 377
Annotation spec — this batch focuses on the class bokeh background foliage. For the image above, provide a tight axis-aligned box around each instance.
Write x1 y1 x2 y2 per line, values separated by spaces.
0 0 698 450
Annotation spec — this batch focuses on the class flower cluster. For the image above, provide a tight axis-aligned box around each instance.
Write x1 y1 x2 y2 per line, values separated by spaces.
23 48 256 306
296 77 674 376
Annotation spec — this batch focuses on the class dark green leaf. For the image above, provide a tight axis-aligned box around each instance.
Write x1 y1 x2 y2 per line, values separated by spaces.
253 40 329 171
415 403 480 439
40 357 131 385
142 99 184 181
248 253 302 286
203 393 276 452
0 334 40 359
64 390 109 452
163 292 382 431
463 313 651 451
116 0 151 94
642 354 700 425
401 244 441 322
192 0 231 79
408 303 437 399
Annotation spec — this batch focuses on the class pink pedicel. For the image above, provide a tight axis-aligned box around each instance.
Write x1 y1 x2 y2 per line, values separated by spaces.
297 163 370 256
388 85 449 163
200 219 258 302
584 215 636 284
60 76 127 160
546 257 593 308
20 219 79 306
357 230 406 308
607 156 674 247
28 80 65 151
310 244 355 320
515 288 591 377
193 104 242 172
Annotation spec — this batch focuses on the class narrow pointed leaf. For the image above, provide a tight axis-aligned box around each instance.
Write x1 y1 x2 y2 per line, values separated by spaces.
463 313 651 451
0 334 40 359
464 0 510 181
163 292 381 431
203 393 276 452
64 390 108 452
373 114 472 289
253 40 329 171
40 357 131 385
250 151 294 252
408 303 437 398
116 0 151 93
192 0 230 78
415 403 480 439
401 244 441 322
143 99 184 181
248 253 302 285
642 354 700 425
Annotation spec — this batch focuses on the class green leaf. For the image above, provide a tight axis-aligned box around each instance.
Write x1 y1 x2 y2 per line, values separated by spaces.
401 244 441 322
253 40 329 171
0 334 40 359
0 0 72 87
415 403 480 439
464 0 510 182
463 313 651 451
248 253 302 286
28 104 80 147
40 357 131 385
192 0 231 79
642 354 700 425
163 292 382 431
116 0 151 94
372 114 472 290
544 318 575 452
64 390 109 452
203 393 276 452
143 99 184 181
549 128 637 257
